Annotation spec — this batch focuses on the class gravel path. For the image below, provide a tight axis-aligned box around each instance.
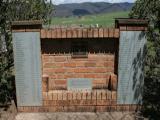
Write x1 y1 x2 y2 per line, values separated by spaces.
15 112 147 120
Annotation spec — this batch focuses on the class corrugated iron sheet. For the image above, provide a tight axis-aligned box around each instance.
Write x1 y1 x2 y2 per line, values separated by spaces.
118 31 146 104
12 32 42 106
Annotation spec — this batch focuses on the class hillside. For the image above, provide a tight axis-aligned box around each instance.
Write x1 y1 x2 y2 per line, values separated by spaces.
53 2 133 17
51 11 129 27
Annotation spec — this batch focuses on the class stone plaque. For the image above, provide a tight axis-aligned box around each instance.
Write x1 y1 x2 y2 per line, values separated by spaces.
67 78 92 91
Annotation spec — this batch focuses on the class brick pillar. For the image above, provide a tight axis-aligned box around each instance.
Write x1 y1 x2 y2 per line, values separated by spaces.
115 18 148 105
12 20 43 108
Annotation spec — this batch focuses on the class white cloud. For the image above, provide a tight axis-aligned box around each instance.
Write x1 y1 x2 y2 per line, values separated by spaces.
52 0 135 5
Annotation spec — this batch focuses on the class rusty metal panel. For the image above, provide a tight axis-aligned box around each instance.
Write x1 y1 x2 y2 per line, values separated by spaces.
118 31 146 104
12 32 42 106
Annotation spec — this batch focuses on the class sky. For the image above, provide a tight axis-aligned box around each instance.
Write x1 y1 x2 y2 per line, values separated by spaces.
52 0 135 5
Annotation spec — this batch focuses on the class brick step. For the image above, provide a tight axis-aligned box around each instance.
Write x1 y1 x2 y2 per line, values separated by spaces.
43 100 116 106
43 90 117 101
18 105 141 112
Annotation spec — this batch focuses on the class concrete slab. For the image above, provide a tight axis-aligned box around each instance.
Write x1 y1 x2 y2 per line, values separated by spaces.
15 112 147 120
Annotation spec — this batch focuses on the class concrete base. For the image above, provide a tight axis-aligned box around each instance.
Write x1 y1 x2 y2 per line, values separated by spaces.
15 112 147 120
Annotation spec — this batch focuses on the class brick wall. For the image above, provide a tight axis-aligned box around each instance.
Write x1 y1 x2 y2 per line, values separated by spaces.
11 20 147 112
41 39 118 91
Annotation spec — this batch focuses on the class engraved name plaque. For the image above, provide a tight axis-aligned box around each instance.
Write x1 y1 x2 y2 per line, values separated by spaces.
67 78 92 91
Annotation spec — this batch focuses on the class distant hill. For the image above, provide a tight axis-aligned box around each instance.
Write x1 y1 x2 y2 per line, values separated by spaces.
52 2 133 17
51 11 129 27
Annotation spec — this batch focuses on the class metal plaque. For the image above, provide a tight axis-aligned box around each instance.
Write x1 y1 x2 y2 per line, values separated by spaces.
67 78 92 91
12 32 42 106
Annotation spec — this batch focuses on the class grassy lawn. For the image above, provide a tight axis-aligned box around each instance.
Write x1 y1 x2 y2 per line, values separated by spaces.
51 11 129 27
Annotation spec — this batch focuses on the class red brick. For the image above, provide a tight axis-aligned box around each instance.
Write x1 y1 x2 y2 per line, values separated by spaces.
102 91 107 100
54 68 66 73
76 74 84 78
114 29 120 38
94 68 107 73
65 73 76 78
67 92 73 100
82 28 88 38
97 100 110 105
54 80 66 85
84 74 95 78
85 62 96 67
61 29 66 38
65 68 74 73
96 106 109 112
54 56 66 62
43 68 54 73
48 92 53 100
88 28 93 38
91 91 97 100
82 92 87 100
107 90 111 100
77 29 83 38
94 74 110 78
97 91 102 100
73 92 77 100
74 68 93 73
72 29 78 38
42 92 48 100
64 63 76 67
93 28 99 38
111 91 117 100
104 61 115 68
56 28 62 38
76 62 85 67
41 29 46 38
42 75 49 92
49 75 56 79
86 92 92 100
52 93 58 100
44 63 56 68
106 67 114 73
106 54 114 61
77 92 82 100
99 28 104 38
56 74 65 79
67 29 72 38
96 62 105 67
110 74 118 91
58 92 63 100
93 79 107 84
51 85 67 90
51 29 57 38
110 105 117 111
42 55 50 62
104 28 109 37
46 30 52 38
62 92 67 100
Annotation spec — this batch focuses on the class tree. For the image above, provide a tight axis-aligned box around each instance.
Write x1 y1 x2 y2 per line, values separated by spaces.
0 0 53 105
130 0 160 119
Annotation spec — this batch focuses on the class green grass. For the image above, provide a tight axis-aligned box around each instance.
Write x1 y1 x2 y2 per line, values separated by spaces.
51 11 129 27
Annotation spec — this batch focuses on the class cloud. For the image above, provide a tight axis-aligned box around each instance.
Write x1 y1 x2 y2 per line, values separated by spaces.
52 0 135 5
